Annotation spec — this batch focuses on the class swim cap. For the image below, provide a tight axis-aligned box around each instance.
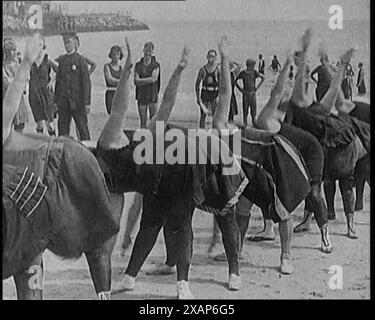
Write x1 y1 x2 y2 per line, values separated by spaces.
3 37 17 52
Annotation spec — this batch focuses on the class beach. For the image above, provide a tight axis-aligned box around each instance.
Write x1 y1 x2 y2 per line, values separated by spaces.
3 19 371 300
11 19 370 134
2 189 370 299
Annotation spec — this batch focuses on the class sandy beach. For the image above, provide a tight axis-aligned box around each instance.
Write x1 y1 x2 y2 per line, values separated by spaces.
2 91 370 299
2 188 370 300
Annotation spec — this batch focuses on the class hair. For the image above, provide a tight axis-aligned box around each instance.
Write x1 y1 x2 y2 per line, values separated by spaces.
246 58 256 67
40 36 46 50
320 54 329 64
259 54 263 59
207 50 217 57
62 32 79 43
108 45 124 60
358 62 363 68
3 37 17 60
144 42 154 51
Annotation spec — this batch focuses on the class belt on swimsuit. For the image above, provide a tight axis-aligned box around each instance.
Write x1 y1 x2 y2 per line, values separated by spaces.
202 87 218 92
106 87 117 91
4 137 54 219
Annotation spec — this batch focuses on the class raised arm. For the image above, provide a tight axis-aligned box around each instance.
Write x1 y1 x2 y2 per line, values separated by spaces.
3 34 44 144
290 29 313 108
256 72 265 90
213 36 231 130
231 61 242 78
317 48 356 114
147 46 190 133
257 54 292 131
98 38 133 150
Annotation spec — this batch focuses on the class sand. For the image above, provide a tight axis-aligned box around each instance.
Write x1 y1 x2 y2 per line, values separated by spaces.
2 172 370 300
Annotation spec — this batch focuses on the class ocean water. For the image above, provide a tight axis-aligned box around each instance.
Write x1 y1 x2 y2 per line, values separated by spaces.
12 19 370 122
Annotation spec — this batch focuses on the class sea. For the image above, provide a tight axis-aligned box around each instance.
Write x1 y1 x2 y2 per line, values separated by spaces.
12 19 370 132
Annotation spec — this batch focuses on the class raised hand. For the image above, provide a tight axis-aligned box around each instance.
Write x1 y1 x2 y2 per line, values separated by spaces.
301 28 313 52
285 49 294 66
340 47 357 65
24 33 44 65
178 44 191 69
124 37 133 70
218 35 229 57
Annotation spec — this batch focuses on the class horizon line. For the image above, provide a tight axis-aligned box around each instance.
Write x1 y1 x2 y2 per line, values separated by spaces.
144 18 370 23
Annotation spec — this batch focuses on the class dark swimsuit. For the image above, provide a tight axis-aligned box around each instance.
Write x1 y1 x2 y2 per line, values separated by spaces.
104 64 122 114
286 100 369 180
96 127 247 216
3 134 119 279
279 123 324 184
96 126 310 222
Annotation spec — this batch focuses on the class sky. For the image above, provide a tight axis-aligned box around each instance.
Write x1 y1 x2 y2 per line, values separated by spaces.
56 0 370 22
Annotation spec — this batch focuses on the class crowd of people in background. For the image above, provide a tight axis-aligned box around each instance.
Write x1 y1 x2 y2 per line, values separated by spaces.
3 33 368 139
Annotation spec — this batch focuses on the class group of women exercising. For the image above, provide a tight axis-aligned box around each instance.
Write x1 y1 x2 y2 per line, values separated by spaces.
3 28 370 300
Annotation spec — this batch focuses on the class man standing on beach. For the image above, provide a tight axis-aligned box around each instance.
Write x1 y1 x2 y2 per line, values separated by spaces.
195 50 220 128
258 54 265 75
54 32 91 140
235 58 265 127
134 42 161 128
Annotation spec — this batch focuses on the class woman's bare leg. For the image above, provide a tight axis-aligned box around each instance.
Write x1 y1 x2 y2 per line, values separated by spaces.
147 46 190 134
14 254 43 300
257 54 292 131
279 217 294 274
98 38 133 150
208 36 230 254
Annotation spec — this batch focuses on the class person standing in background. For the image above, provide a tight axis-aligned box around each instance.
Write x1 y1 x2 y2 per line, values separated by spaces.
103 45 123 114
134 42 161 128
72 35 96 140
195 50 220 128
3 37 29 133
235 58 265 127
341 60 354 100
54 32 91 141
16 51 22 64
310 53 333 102
228 61 242 123
356 62 366 96
258 54 265 75
28 37 58 135
268 55 281 73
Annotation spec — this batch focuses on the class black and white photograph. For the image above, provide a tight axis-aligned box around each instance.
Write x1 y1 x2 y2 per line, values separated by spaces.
2 0 371 303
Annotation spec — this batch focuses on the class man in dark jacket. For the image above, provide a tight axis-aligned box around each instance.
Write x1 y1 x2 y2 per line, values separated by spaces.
54 32 91 141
